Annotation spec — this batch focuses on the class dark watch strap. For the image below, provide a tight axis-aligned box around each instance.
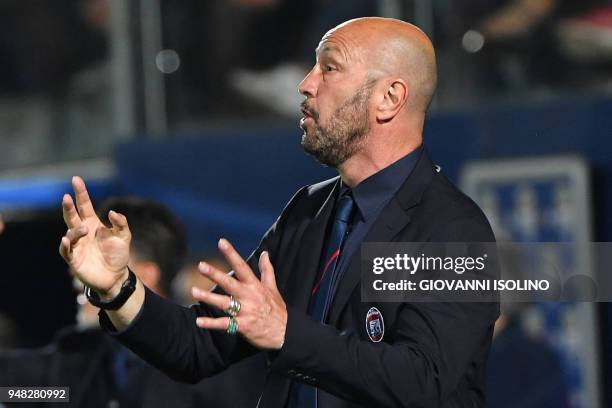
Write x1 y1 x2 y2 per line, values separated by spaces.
84 269 137 310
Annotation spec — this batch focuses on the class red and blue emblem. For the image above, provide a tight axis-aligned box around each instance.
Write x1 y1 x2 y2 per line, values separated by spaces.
365 307 385 343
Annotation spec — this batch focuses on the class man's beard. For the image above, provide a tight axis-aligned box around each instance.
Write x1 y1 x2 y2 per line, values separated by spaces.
301 81 373 167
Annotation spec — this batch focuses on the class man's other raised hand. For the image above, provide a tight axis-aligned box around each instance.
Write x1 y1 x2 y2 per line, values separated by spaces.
59 176 132 300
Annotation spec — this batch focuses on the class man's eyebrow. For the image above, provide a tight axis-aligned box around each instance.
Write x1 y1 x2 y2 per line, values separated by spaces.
316 44 342 58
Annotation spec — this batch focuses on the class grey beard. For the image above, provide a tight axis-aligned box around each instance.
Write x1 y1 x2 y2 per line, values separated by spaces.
301 84 372 167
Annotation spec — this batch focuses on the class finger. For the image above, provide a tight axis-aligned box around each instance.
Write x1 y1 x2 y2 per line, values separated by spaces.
196 316 234 332
59 236 72 262
199 261 245 297
62 194 82 229
108 210 131 239
66 226 89 245
259 251 278 291
72 176 96 218
218 238 257 283
191 287 231 311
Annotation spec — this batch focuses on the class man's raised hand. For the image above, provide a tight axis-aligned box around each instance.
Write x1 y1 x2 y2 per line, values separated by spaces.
59 176 132 299
191 239 287 350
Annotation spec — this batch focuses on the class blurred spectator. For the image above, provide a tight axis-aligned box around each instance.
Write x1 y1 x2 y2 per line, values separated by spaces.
229 0 376 118
0 0 106 95
487 307 568 408
556 3 612 69
486 243 568 407
171 253 221 306
59 0 113 161
0 0 110 169
160 0 283 123
435 0 610 105
0 197 202 407
161 0 375 121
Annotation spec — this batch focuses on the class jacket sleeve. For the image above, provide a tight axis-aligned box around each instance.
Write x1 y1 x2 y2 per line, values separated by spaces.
269 216 499 407
98 186 308 384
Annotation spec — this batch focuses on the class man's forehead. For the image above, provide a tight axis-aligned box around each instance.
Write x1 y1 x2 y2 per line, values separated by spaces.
315 24 376 62
315 33 361 61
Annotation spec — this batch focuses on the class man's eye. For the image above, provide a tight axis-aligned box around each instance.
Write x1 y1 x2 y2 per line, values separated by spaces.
324 65 335 72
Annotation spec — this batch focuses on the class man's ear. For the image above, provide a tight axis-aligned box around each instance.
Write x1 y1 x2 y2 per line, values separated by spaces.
131 260 162 295
376 79 408 123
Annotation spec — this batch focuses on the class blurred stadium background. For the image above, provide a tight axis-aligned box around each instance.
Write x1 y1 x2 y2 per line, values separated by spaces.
1 0 612 407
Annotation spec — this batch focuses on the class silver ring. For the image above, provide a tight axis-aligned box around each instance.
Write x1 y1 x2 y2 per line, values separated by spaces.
226 295 241 317
226 316 238 335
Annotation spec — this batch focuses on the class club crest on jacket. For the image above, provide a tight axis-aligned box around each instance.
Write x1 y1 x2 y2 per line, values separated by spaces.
365 307 384 342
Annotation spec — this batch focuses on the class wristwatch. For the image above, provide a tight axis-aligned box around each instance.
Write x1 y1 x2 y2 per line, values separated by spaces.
84 268 137 310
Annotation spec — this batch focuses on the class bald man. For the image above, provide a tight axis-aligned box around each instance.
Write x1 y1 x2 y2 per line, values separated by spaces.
60 18 498 407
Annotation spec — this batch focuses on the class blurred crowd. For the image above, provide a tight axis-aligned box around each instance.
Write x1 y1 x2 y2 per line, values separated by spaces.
0 0 611 169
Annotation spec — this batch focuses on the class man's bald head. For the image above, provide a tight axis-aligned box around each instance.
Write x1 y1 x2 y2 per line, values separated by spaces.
319 17 437 114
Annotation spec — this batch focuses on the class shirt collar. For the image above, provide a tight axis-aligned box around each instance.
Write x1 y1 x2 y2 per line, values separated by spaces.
340 145 423 221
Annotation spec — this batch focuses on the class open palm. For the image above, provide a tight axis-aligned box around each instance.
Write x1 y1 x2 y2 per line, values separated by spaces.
59 176 131 294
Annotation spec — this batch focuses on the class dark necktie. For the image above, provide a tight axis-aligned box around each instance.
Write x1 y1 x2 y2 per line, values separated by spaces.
289 192 354 408
309 193 355 321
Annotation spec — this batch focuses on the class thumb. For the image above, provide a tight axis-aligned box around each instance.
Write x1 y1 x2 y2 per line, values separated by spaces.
259 251 278 291
108 210 131 240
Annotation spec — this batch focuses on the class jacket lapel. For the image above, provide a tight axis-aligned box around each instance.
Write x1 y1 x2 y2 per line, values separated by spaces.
284 178 340 312
260 180 339 408
328 150 437 324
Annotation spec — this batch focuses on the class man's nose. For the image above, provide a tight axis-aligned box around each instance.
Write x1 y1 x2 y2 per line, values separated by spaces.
298 67 318 98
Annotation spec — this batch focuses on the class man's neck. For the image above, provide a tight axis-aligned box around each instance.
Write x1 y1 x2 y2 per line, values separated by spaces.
338 134 422 188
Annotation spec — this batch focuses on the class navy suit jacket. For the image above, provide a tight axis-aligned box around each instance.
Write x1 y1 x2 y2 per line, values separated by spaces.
102 149 499 407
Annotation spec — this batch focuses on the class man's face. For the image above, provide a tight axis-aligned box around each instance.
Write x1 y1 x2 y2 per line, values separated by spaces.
298 28 374 167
